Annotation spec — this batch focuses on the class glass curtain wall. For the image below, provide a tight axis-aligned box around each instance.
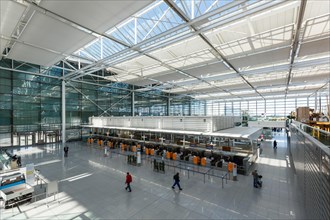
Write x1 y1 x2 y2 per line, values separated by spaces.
203 97 329 119
134 91 167 116
169 98 206 116
0 59 173 147
0 59 62 147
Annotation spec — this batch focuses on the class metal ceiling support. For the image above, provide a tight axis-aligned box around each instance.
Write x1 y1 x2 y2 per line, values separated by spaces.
3 2 33 57
63 0 248 80
71 64 215 100
164 0 265 100
69 79 131 93
0 34 65 57
285 0 307 96
64 0 281 82
308 80 330 98
62 60 77 71
143 54 240 99
0 66 61 79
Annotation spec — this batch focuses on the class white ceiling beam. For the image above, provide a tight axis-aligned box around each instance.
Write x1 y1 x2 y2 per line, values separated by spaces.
285 0 307 96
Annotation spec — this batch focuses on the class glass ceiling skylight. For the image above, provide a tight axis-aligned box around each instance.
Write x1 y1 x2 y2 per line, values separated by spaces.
73 0 257 65
67 0 329 101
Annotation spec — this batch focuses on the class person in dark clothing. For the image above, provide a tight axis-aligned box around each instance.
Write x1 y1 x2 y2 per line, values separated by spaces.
172 172 182 190
273 140 277 149
64 146 69 157
17 156 22 167
125 172 132 192
252 170 262 188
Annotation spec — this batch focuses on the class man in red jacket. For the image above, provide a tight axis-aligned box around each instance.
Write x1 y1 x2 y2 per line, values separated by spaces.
125 172 132 192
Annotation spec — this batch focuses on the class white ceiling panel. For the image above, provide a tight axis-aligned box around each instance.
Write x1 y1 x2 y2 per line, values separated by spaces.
218 38 252 57
152 72 190 82
19 11 95 55
106 74 137 82
205 20 250 45
124 78 156 87
141 66 169 76
174 87 220 95
230 47 290 69
215 25 293 59
250 2 297 34
220 83 251 91
251 78 287 88
169 56 215 69
184 62 229 77
299 38 330 57
0 1 26 37
133 55 160 67
7 42 64 67
114 56 161 73
40 0 152 33
304 0 330 22
303 15 330 40
150 37 209 61
292 73 330 85
163 50 217 70
251 25 293 50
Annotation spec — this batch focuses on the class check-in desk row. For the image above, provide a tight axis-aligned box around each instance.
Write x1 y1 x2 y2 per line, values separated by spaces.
86 136 251 175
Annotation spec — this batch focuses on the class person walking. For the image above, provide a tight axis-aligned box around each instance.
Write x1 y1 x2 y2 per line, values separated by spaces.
125 172 132 192
64 145 69 157
172 172 182 190
273 140 277 149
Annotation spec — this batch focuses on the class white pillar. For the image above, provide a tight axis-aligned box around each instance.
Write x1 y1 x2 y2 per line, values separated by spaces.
132 91 135 116
62 80 66 144
167 97 170 116
315 93 317 112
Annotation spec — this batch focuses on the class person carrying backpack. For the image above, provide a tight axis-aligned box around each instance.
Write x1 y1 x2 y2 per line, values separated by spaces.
125 172 132 192
172 172 182 190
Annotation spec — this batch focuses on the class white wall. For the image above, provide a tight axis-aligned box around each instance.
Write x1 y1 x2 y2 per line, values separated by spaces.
248 121 286 128
89 116 238 132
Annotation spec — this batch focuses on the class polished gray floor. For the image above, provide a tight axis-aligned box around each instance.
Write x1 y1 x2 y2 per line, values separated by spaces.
0 132 305 219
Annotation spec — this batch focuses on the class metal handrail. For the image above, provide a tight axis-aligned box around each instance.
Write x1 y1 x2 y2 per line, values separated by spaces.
292 121 330 147
34 170 48 188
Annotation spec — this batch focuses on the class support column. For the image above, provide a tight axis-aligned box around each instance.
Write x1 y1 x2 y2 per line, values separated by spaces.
62 80 66 144
315 93 317 112
189 100 192 116
319 94 321 114
10 60 14 146
132 90 135 116
167 97 170 116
